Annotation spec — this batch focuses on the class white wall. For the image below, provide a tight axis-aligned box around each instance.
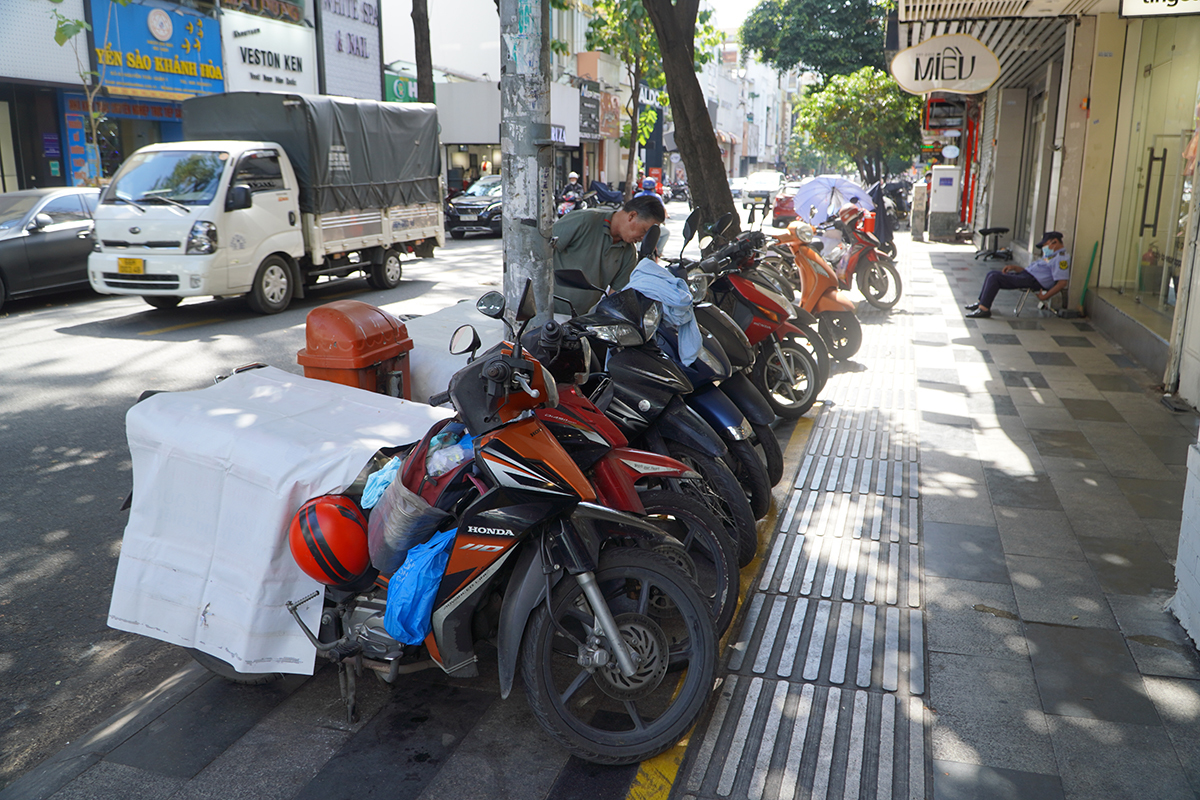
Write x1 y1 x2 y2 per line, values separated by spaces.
380 0 500 81
4 0 89 85
438 82 500 143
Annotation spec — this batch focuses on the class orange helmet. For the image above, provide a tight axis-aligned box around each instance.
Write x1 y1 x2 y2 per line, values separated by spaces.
838 202 862 224
288 495 376 590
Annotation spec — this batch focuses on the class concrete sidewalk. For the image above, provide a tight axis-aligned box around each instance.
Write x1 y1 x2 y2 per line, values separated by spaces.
4 239 1197 800
674 239 1199 800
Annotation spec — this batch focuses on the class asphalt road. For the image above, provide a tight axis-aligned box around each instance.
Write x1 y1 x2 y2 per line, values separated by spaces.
0 202 711 789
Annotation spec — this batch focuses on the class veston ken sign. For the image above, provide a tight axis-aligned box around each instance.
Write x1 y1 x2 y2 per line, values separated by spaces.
890 34 1001 96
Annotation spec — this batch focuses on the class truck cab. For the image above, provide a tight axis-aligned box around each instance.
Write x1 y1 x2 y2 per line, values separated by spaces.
89 141 304 312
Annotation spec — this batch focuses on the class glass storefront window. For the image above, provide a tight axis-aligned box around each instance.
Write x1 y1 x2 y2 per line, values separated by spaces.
1110 18 1200 328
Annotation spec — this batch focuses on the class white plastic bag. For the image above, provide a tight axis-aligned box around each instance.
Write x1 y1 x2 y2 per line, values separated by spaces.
367 477 451 577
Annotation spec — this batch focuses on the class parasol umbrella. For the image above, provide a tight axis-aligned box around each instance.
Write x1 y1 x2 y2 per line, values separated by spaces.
789 175 873 223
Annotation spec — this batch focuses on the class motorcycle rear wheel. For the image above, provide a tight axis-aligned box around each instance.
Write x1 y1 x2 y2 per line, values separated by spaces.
186 648 282 685
638 490 739 636
520 549 717 765
856 259 902 309
818 311 863 360
665 442 759 567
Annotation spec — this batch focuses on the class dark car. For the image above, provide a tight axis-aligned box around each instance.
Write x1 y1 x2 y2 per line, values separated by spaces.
445 175 502 239
0 187 100 311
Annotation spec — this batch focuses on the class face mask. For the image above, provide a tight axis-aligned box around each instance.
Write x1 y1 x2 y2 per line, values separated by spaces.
1042 245 1056 257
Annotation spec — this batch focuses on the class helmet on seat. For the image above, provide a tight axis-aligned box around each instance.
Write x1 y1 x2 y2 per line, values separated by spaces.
837 202 862 224
288 495 378 591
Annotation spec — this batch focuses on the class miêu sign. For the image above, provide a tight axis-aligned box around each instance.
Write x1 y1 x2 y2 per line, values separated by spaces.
1120 0 1200 16
890 34 1001 95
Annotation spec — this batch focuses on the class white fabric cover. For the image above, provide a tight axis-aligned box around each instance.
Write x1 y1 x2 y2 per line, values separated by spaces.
107 366 453 675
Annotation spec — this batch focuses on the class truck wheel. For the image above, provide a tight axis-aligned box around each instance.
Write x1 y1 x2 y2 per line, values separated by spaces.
144 296 181 310
247 255 293 314
367 248 403 290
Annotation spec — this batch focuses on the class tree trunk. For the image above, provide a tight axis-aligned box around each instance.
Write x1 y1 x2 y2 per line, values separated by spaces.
411 0 435 103
624 64 641 201
643 0 737 233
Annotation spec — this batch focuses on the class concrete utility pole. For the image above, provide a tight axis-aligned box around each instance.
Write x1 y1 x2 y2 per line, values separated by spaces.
499 0 553 323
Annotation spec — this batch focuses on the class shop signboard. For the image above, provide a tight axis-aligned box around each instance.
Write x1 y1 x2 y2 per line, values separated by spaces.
580 79 601 140
890 34 1000 96
89 0 225 100
220 8 317 93
0 0 85 84
219 0 306 25
599 91 621 139
385 72 423 102
1120 0 1200 15
317 0 382 100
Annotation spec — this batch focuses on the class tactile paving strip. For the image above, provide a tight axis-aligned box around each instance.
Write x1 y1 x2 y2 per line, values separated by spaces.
676 275 929 800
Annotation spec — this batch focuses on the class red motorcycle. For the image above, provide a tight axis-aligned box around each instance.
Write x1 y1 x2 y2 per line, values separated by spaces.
822 205 903 310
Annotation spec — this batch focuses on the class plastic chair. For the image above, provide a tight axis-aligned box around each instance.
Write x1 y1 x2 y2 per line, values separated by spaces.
1015 287 1068 315
975 227 1011 261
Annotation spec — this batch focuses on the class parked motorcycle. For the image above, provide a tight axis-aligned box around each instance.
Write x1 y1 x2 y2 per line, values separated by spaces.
821 206 903 311
284 283 718 765
552 272 761 566
775 219 862 360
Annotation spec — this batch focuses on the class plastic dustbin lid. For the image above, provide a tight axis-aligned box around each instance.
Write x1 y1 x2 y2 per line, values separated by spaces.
297 300 414 370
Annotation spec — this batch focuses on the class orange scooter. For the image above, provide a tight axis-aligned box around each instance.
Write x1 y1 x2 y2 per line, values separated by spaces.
772 220 862 360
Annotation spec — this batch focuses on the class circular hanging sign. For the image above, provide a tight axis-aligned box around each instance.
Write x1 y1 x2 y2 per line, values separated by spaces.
890 34 1001 96
943 129 962 139
941 145 961 159
670 153 681 163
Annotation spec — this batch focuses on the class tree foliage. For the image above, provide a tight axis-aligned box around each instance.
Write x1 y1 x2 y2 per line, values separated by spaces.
739 0 884 82
586 0 665 197
794 67 920 184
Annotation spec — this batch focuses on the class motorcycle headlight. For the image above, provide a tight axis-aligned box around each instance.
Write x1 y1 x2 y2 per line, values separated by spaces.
686 269 711 302
642 303 661 340
588 323 643 347
186 221 218 255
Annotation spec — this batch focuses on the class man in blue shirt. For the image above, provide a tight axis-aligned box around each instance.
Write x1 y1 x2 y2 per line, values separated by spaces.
966 231 1070 319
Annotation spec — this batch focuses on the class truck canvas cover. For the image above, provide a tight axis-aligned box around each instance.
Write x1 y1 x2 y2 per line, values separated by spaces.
182 92 441 215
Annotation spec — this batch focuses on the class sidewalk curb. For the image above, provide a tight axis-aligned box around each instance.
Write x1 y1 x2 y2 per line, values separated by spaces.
0 663 212 800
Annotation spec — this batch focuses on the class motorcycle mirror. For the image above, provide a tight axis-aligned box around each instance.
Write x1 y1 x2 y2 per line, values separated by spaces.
639 225 661 260
476 291 506 319
449 324 481 357
515 278 537 323
714 212 736 237
554 269 601 292
681 208 702 246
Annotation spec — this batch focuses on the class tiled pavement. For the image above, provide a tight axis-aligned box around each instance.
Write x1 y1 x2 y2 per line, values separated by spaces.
673 239 1199 800
5 239 1199 800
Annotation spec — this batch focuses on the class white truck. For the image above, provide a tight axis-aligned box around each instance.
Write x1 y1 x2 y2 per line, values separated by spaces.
89 92 444 313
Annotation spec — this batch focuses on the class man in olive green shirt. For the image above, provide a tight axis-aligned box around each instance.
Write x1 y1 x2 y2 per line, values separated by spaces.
552 194 666 314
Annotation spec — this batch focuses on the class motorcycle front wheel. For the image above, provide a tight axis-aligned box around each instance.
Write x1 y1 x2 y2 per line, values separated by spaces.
856 259 903 309
520 549 717 765
752 338 820 419
818 311 863 360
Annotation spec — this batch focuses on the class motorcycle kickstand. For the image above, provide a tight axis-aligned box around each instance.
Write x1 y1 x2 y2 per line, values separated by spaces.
336 657 360 725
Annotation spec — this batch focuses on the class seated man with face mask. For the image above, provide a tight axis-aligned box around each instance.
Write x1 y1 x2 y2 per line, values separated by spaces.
966 231 1070 319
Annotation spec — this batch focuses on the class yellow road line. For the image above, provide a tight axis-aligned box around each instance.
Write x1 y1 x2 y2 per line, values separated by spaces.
624 414 816 800
138 318 224 335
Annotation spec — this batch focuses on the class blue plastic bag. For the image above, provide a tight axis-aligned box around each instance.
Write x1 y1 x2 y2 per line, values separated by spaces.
383 526 457 644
